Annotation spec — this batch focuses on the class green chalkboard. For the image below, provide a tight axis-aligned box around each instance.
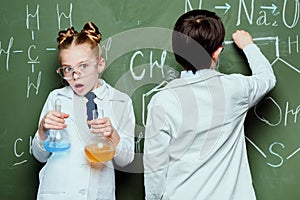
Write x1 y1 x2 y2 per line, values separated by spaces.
0 0 299 199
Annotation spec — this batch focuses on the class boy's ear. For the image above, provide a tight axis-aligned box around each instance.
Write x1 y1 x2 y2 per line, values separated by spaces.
212 47 223 62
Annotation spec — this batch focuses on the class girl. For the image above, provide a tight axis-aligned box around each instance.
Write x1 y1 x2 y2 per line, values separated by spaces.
32 22 135 200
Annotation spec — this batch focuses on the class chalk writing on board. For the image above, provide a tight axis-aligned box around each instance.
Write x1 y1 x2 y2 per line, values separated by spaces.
130 50 167 81
101 37 112 60
0 37 13 71
13 136 33 166
186 0 300 28
255 98 300 128
251 95 300 167
288 35 299 54
215 3 231 15
0 4 73 100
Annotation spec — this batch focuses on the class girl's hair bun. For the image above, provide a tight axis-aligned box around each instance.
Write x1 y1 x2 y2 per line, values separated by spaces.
57 27 77 46
81 22 101 43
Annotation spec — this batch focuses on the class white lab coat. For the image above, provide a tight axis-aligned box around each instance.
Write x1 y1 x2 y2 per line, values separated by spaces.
32 79 135 200
144 44 276 200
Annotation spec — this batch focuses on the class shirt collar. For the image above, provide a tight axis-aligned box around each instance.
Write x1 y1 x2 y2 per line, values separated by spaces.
93 79 109 100
180 69 215 78
165 69 222 89
93 79 126 102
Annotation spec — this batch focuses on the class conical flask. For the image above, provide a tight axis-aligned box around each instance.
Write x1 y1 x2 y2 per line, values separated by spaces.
43 99 71 152
84 109 115 166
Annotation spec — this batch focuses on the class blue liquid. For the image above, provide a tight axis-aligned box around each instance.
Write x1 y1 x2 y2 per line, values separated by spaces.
43 141 71 152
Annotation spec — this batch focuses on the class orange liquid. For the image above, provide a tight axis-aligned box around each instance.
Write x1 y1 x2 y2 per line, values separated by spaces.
84 143 115 163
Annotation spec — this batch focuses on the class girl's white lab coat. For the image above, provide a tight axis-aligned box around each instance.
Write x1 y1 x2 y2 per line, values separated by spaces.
32 79 135 200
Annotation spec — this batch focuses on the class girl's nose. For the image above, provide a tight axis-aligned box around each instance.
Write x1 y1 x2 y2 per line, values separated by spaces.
72 71 80 80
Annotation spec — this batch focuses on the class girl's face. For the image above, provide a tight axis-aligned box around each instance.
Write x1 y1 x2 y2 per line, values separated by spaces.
59 44 105 96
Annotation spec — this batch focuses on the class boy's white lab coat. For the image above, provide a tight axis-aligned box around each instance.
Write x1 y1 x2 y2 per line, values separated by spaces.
144 44 276 200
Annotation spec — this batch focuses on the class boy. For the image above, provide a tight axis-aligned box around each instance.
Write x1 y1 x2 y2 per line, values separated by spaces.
144 9 276 200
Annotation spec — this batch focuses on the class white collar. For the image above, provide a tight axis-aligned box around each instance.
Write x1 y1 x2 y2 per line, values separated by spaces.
180 69 215 78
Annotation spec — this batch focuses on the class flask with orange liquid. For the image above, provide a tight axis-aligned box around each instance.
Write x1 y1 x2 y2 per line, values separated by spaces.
84 109 115 167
